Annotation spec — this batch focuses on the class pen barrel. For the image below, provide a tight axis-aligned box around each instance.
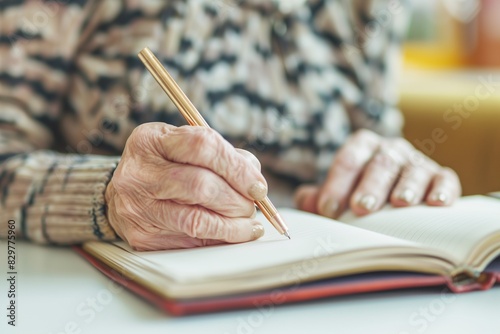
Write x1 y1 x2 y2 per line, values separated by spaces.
138 48 209 128
255 197 287 235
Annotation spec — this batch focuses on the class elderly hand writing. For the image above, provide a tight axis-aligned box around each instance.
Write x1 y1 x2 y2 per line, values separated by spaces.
105 123 267 250
295 129 462 218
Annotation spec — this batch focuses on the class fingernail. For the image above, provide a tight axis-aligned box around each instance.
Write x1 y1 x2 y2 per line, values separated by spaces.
249 181 268 201
321 198 339 218
432 192 448 204
398 189 415 204
251 223 265 240
358 194 377 212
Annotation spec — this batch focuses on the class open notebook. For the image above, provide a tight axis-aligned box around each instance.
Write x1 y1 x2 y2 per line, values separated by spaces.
76 195 500 315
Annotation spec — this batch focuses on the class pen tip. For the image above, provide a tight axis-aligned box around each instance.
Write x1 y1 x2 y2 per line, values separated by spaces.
284 231 291 239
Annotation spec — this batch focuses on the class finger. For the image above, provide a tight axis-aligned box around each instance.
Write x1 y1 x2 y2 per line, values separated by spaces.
390 152 439 207
317 129 381 218
350 145 407 216
131 200 263 245
159 201 265 243
152 124 268 201
294 185 320 214
153 162 255 218
115 210 228 251
236 148 261 171
426 167 462 206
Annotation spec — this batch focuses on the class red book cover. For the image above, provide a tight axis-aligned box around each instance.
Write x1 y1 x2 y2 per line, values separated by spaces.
74 246 500 316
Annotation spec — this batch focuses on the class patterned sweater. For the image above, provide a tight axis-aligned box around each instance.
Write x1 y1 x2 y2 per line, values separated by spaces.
0 0 409 245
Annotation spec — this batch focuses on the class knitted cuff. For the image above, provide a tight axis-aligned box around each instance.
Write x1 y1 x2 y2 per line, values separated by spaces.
0 151 120 245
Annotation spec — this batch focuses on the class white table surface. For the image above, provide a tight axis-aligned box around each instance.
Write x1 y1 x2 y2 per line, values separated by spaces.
1 241 499 334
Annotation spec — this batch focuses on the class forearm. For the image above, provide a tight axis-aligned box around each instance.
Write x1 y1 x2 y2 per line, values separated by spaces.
0 151 119 245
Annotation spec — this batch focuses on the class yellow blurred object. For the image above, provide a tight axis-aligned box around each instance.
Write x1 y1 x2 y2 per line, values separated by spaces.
404 0 500 69
399 69 500 195
403 43 465 69
403 2 467 69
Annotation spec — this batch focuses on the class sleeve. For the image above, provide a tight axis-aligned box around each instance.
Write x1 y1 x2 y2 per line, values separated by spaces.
0 1 119 244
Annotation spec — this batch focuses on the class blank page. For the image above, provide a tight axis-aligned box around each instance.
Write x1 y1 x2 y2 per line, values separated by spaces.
114 209 418 283
341 196 500 264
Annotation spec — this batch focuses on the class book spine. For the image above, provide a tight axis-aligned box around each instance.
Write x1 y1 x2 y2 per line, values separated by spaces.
445 271 497 293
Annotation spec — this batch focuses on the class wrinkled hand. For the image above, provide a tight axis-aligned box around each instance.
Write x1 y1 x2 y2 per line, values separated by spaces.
105 123 267 251
295 129 461 218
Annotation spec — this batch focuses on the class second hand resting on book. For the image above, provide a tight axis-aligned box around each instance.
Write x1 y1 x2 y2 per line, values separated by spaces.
104 122 461 251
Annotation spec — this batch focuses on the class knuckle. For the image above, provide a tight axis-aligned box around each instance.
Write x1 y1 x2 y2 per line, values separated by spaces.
408 150 427 167
112 162 142 192
115 202 137 223
392 137 411 150
210 219 227 240
218 189 255 217
113 194 146 222
369 151 404 177
113 196 130 218
188 171 212 203
219 149 247 183
183 207 207 238
352 129 379 144
226 153 248 182
180 127 224 164
128 123 163 156
334 151 362 171
195 174 221 205
353 129 372 139
181 207 229 240
422 160 439 174
189 127 220 151
133 122 151 133
416 158 439 174
400 161 434 184
399 164 418 183
372 151 399 170
220 223 236 241
130 123 153 144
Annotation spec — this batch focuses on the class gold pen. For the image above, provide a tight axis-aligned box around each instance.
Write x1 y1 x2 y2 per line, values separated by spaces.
138 47 290 239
